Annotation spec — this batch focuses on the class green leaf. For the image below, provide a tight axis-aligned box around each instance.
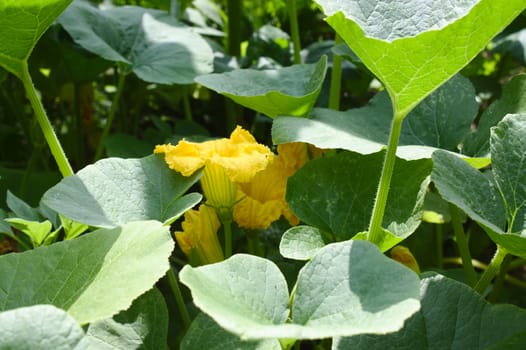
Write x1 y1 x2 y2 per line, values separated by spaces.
0 220 173 325
105 133 154 158
6 190 40 221
180 240 420 339
0 0 72 79
181 313 282 350
286 151 431 250
0 305 88 350
315 0 526 117
279 225 327 261
85 288 168 350
463 74 526 157
490 114 526 233
273 74 480 161
195 56 328 118
334 274 526 349
5 218 52 247
41 154 202 228
432 114 526 257
58 1 213 84
60 215 89 240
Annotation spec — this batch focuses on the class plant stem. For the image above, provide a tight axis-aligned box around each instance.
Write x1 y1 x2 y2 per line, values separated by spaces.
287 0 301 64
489 254 512 302
223 219 233 258
94 69 127 161
474 245 508 295
21 63 74 177
367 114 405 244
449 204 477 287
166 267 191 331
435 224 444 269
328 34 343 110
183 87 193 121
246 230 263 257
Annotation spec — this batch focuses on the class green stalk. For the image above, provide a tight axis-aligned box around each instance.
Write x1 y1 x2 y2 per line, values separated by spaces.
435 224 444 269
367 113 405 244
488 254 512 302
183 87 193 121
21 63 74 177
287 0 301 64
328 34 343 110
223 219 233 258
166 267 191 331
474 245 508 295
94 69 127 161
246 229 263 257
449 204 477 287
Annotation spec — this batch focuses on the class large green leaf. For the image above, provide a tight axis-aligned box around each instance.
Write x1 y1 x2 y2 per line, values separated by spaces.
195 56 327 118
0 305 88 350
180 240 420 339
334 274 526 349
463 74 526 157
279 225 327 261
181 313 282 350
315 0 526 117
0 220 173 325
286 151 431 250
273 74 481 161
58 1 213 84
41 155 202 228
432 114 526 257
0 0 72 79
85 288 168 350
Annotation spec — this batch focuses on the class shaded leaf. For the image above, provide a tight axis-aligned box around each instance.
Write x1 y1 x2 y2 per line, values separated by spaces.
181 313 281 350
279 225 327 261
195 56 327 118
334 274 526 350
41 155 202 228
0 220 173 325
58 1 213 84
85 288 168 350
286 151 431 250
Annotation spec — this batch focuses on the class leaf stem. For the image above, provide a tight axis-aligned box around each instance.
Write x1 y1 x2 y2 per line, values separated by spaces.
287 0 301 64
166 267 191 331
435 223 443 269
449 204 477 287
328 34 343 110
183 87 193 121
21 63 74 177
367 113 405 244
94 69 127 161
474 245 508 295
489 254 512 302
223 219 233 258
246 229 263 257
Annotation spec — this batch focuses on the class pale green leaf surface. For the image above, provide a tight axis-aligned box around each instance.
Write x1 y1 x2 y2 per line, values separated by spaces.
273 74 480 160
85 288 168 350
315 0 526 116
0 0 72 78
41 155 202 228
279 225 327 261
195 56 327 118
286 151 431 248
58 1 213 84
181 313 281 350
0 220 173 325
0 305 88 350
490 114 526 233
334 274 526 350
181 240 420 339
5 218 52 246
463 74 526 157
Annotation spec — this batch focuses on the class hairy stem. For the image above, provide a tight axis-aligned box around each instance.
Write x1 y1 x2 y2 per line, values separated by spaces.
474 245 508 295
449 204 477 287
21 63 73 177
287 0 301 64
167 267 191 330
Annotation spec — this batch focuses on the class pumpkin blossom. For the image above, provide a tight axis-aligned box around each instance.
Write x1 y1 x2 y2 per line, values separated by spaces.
155 126 274 219
175 204 224 265
233 143 310 229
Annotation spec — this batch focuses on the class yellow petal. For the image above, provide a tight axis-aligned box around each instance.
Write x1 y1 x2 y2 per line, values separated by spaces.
233 193 283 230
155 141 205 176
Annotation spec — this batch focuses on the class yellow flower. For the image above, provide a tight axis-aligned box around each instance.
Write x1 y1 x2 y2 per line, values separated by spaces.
175 204 224 265
233 143 309 229
155 126 274 218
